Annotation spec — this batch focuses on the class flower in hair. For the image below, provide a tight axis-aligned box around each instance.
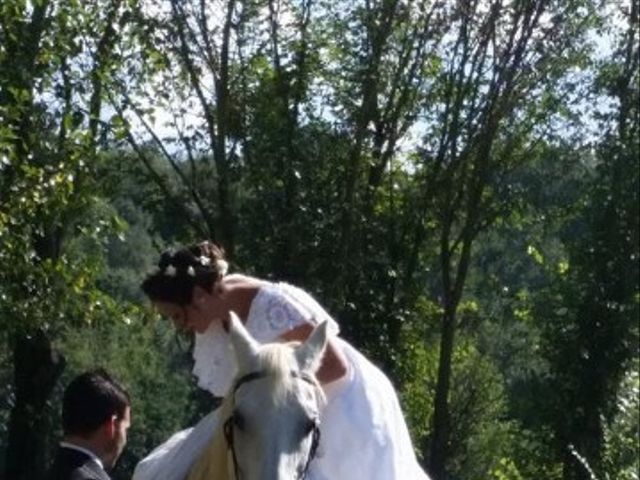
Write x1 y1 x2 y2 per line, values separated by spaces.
199 256 211 266
164 265 177 277
187 266 196 277
216 259 229 276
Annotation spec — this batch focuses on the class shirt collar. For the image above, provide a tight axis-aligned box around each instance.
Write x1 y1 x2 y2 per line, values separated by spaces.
59 441 104 470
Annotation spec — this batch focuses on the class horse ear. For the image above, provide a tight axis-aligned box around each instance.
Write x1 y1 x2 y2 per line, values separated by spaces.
295 320 329 373
227 311 259 371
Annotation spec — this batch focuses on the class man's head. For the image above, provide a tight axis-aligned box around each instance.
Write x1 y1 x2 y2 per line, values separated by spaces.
62 369 131 469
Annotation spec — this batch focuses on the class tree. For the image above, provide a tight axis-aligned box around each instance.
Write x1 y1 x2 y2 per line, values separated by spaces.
404 1 599 476
537 2 639 478
112 0 318 254
0 1 133 477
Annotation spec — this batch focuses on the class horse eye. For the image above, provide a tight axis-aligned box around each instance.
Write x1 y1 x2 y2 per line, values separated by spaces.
302 418 317 436
232 411 246 431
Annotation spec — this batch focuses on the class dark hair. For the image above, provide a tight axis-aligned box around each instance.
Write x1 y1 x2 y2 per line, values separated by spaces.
62 369 130 436
141 241 227 305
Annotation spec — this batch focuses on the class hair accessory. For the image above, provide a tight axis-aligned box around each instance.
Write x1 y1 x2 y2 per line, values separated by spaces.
164 265 177 277
198 256 211 266
216 259 229 276
187 266 196 277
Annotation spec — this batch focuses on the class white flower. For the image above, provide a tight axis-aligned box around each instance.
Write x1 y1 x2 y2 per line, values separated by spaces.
187 266 196 277
164 265 177 277
199 256 211 266
216 259 229 276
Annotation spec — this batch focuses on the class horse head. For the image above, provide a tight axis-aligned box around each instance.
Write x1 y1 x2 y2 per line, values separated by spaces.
224 312 328 480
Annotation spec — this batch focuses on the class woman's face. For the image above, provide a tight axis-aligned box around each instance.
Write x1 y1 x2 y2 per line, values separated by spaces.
153 286 226 334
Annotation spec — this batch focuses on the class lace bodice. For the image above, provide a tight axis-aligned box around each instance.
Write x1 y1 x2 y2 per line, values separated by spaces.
192 282 340 396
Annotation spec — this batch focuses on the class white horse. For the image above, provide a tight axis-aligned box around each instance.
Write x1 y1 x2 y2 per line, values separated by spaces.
203 312 329 480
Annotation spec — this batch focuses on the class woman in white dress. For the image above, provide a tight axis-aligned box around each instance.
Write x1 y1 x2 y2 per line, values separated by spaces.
133 241 429 480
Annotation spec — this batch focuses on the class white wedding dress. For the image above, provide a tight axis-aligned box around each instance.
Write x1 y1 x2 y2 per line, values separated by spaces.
132 280 429 480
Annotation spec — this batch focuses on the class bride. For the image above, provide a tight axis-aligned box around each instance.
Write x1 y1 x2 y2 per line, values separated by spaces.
133 241 429 480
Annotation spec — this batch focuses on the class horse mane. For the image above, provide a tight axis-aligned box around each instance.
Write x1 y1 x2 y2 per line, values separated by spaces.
255 342 298 403
254 341 325 407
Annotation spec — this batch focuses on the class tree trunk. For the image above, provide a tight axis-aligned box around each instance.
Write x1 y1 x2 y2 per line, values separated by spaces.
428 303 456 480
4 331 66 480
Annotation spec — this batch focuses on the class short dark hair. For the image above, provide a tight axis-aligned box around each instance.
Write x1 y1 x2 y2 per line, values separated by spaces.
141 241 226 305
62 369 130 436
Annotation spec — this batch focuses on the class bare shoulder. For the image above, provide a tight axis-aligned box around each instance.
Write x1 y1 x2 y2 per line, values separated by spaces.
222 273 267 289
221 274 268 321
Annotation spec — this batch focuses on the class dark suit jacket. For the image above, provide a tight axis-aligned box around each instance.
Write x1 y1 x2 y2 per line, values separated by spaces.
46 446 111 480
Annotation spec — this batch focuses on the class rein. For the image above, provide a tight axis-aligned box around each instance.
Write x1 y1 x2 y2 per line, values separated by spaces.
223 370 322 480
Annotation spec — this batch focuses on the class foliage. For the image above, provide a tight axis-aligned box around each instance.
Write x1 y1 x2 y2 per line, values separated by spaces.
0 0 138 331
396 296 535 479
532 3 639 477
601 366 640 480
0 0 638 479
395 296 441 452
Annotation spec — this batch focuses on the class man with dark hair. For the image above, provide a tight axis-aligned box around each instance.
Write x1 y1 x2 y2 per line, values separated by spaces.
46 369 131 480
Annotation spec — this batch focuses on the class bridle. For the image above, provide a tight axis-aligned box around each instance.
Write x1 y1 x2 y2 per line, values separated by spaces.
224 371 321 480
223 370 322 480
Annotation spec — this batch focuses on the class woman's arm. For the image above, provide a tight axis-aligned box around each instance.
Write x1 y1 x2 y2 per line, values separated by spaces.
280 323 348 384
